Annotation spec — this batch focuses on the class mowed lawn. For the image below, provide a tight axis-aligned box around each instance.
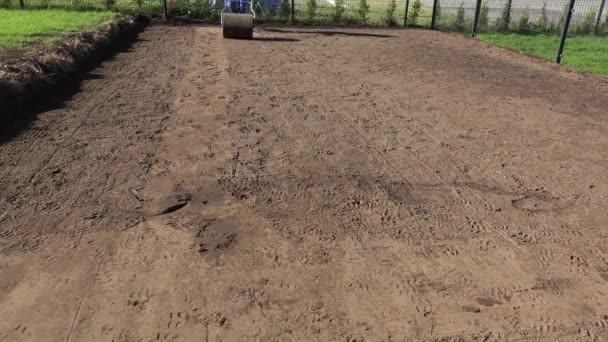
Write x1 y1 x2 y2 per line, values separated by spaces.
477 32 608 76
0 9 116 48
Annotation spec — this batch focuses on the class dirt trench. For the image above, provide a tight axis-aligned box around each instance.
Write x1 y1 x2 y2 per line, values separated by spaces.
1 24 608 341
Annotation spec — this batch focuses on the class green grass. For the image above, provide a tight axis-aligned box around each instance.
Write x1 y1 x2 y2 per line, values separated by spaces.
477 32 608 76
0 9 116 48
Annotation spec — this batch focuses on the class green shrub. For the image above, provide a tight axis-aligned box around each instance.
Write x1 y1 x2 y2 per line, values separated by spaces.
262 7 275 21
575 7 596 34
534 1 548 32
333 0 345 22
357 0 369 23
278 0 291 21
479 2 489 29
134 0 143 10
192 0 214 18
557 1 569 32
435 1 442 21
408 0 421 25
252 0 262 16
496 0 511 31
105 0 116 10
386 0 397 26
454 2 465 31
305 0 317 22
515 5 530 33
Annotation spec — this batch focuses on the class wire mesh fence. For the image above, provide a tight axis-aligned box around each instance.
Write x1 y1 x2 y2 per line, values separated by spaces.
434 0 476 34
290 0 403 25
1 0 606 74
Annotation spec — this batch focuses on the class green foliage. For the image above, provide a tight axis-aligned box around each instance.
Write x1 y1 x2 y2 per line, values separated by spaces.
408 0 421 26
304 0 317 22
557 1 569 32
534 1 548 32
105 0 116 10
574 7 597 34
278 0 291 21
264 9 276 21
479 2 489 29
193 0 214 19
357 0 369 23
497 0 511 31
252 0 263 17
515 5 530 33
134 0 143 10
333 0 345 22
454 2 465 31
435 1 441 21
385 0 397 26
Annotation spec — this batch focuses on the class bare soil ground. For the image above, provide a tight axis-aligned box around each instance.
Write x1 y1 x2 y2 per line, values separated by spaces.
2 24 608 341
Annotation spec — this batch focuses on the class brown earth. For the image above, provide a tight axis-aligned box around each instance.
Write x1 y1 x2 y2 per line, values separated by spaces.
1 24 608 341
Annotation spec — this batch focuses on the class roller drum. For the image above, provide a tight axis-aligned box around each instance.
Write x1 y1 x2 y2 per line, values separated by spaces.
223 13 254 39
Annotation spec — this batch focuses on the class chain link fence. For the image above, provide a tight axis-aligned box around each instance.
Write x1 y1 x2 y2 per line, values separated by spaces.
1 0 606 74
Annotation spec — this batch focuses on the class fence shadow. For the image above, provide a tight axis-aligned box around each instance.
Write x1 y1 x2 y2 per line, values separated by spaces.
260 28 396 38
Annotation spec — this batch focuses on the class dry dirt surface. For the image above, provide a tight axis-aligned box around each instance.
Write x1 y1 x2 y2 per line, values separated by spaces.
1 24 608 342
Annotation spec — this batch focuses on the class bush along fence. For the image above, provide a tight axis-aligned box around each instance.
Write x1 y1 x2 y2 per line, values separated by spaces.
1 0 606 74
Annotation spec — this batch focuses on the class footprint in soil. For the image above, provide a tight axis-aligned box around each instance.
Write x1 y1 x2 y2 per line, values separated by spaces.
149 192 192 216
511 193 568 212
192 218 238 255
476 297 503 307
150 183 227 216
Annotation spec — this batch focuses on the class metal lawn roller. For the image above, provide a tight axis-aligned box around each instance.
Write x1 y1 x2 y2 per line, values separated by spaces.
222 0 255 39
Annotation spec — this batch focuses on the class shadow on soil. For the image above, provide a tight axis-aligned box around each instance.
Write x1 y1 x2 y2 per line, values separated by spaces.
260 27 396 38
253 37 300 42
0 30 142 146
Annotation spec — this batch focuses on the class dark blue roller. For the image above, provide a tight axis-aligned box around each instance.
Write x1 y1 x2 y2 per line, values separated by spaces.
226 0 250 13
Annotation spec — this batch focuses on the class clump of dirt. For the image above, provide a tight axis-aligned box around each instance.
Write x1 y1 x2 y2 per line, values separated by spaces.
0 14 150 119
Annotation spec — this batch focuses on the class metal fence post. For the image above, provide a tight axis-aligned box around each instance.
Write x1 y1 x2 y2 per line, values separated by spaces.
291 0 295 23
163 0 168 20
472 0 483 37
431 0 438 29
404 0 410 27
556 0 576 63
594 0 606 35
499 0 512 31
